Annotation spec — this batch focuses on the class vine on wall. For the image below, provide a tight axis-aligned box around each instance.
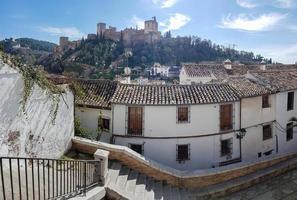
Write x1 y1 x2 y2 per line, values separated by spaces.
0 51 64 124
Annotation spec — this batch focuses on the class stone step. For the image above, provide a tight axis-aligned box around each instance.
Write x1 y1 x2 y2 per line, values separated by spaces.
134 173 147 199
126 169 139 194
153 181 164 200
106 162 122 186
116 165 130 190
144 177 155 200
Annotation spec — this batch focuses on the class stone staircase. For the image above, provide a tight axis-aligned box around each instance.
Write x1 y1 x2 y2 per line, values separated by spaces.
105 161 191 200
104 155 297 200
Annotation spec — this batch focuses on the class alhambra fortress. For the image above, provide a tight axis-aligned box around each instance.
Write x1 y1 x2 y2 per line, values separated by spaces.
2 18 297 200
55 17 161 53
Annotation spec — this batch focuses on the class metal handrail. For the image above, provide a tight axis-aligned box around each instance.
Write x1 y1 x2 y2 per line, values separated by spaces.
0 157 101 200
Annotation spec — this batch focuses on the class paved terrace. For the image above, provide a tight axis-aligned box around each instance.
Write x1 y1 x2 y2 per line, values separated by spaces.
217 168 297 200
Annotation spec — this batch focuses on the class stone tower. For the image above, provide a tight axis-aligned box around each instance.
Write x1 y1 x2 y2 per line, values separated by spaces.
59 37 69 47
97 23 106 35
144 16 158 34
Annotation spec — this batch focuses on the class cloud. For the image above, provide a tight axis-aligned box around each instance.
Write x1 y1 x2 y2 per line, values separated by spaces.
274 0 295 8
253 43 297 64
39 26 84 38
160 13 191 32
236 0 258 8
219 13 286 31
130 16 145 29
289 26 297 32
152 0 178 8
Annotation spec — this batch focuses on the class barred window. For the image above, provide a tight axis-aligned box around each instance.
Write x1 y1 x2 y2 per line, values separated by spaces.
221 138 232 156
176 144 190 161
263 125 272 140
287 122 293 141
262 94 270 108
177 107 189 123
287 92 294 111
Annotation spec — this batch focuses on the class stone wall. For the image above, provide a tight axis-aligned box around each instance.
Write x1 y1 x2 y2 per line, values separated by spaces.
72 137 296 188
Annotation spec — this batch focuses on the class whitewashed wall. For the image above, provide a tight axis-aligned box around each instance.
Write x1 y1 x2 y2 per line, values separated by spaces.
275 91 297 155
114 132 240 170
75 107 111 134
112 102 240 170
0 61 74 158
240 95 277 162
179 67 215 84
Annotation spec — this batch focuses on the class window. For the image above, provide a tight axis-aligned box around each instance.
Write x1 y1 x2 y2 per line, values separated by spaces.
258 152 262 158
221 138 232 156
263 124 272 140
127 107 143 135
177 106 189 123
129 144 143 155
264 150 273 156
287 122 293 141
287 92 294 111
101 118 110 131
220 104 233 131
262 94 270 108
176 144 190 161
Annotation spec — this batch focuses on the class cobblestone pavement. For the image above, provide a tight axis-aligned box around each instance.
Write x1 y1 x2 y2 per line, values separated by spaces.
216 169 297 200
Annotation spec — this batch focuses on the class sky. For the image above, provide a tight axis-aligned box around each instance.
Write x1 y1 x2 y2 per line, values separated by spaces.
1 0 297 63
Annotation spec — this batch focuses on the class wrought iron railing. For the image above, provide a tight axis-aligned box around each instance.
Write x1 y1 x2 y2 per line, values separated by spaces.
0 157 101 200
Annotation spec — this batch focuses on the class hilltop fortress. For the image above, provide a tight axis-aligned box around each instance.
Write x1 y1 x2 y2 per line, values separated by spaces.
55 17 161 53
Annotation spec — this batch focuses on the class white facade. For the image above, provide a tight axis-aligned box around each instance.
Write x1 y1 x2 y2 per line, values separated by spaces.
275 91 297 155
150 63 169 77
240 95 277 162
179 67 216 84
75 106 111 142
112 102 241 170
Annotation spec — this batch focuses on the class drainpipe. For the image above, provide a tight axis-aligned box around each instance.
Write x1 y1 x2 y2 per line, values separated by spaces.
239 99 242 162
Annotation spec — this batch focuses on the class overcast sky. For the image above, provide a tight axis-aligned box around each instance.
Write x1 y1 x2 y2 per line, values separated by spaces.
1 0 297 63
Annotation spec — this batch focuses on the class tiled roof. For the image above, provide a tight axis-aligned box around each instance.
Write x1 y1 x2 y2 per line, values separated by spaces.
250 70 297 92
182 64 228 79
75 79 118 109
111 83 239 105
227 77 272 98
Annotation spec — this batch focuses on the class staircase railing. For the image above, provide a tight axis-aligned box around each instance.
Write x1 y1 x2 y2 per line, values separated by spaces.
0 157 101 200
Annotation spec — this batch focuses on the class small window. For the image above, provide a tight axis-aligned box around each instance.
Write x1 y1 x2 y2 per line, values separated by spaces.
176 144 190 161
221 138 232 156
264 150 273 156
258 152 262 158
129 144 143 155
287 122 293 141
263 125 272 140
220 104 233 131
177 107 189 123
262 94 270 108
101 118 110 130
287 92 294 111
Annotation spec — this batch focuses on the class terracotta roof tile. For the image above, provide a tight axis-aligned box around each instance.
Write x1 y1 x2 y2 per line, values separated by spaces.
227 77 272 98
250 70 297 92
111 83 239 105
75 79 118 109
182 64 228 79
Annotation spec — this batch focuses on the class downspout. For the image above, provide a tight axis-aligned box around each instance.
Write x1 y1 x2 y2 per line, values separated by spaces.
239 98 242 162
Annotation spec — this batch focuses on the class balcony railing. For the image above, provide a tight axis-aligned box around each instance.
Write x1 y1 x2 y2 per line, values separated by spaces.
0 157 101 200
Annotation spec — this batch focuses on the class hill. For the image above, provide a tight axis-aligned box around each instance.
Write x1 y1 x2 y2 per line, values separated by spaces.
1 36 270 78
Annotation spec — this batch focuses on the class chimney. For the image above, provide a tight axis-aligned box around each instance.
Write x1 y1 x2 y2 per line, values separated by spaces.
260 60 266 71
224 59 232 69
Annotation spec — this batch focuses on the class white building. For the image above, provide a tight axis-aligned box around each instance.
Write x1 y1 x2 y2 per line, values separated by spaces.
179 63 228 84
74 70 297 171
75 79 117 142
150 63 169 77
